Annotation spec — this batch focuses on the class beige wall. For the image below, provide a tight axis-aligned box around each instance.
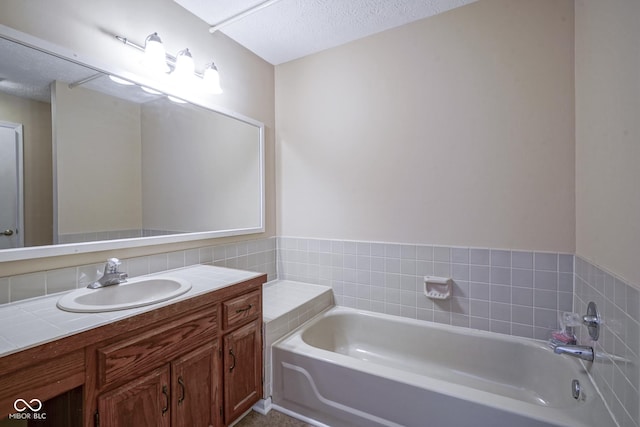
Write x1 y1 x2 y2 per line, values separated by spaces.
575 0 640 286
53 82 142 236
0 91 52 246
276 0 575 252
0 0 275 275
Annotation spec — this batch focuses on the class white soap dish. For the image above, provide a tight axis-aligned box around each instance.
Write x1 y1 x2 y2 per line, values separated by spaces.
424 276 452 300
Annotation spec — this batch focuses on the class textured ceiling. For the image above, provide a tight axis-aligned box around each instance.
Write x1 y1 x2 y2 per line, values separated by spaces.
173 0 478 65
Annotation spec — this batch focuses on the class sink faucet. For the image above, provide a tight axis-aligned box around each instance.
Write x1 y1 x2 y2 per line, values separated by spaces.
551 343 594 362
87 258 128 289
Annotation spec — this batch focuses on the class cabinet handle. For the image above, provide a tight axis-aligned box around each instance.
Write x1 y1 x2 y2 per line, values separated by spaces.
229 349 236 372
235 304 253 313
2 229 13 236
178 376 186 405
161 385 169 416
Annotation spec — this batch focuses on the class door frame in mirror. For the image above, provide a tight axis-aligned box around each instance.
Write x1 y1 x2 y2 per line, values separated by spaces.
0 25 265 262
0 121 25 249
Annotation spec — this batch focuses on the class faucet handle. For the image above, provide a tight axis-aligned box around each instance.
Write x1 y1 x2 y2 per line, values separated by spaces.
105 258 122 274
582 301 601 341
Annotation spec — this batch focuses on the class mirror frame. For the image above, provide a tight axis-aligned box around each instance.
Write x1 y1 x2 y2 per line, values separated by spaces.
0 24 265 262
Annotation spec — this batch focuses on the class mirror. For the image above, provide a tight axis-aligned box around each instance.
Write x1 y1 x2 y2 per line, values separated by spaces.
0 31 264 261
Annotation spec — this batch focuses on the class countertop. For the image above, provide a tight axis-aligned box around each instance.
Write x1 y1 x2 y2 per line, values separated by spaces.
0 264 263 358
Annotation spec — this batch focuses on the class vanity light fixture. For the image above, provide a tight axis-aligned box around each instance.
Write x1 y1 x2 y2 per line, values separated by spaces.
203 62 222 94
172 48 195 82
115 33 223 94
142 32 169 74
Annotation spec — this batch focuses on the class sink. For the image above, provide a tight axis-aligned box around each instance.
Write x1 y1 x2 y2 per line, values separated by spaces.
57 276 192 313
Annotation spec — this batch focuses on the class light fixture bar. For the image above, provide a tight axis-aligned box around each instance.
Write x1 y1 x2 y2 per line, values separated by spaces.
114 35 210 78
115 36 176 63
113 33 223 94
209 0 284 33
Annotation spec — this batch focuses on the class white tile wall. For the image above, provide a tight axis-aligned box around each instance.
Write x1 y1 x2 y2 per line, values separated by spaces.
575 256 639 427
0 237 277 303
277 237 573 340
4 234 637 427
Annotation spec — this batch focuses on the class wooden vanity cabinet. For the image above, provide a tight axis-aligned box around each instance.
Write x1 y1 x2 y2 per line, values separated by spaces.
85 277 264 427
221 289 263 425
0 273 265 427
171 342 220 427
97 342 219 427
223 320 261 423
98 365 172 427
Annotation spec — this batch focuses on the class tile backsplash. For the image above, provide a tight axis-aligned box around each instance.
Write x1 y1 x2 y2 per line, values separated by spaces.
575 256 639 427
2 235 638 427
0 237 276 304
277 237 573 340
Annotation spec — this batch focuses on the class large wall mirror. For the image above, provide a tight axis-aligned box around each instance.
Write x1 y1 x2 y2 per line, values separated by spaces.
0 27 264 261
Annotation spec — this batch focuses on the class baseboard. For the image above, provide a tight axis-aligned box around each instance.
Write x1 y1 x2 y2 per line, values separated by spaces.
252 397 272 415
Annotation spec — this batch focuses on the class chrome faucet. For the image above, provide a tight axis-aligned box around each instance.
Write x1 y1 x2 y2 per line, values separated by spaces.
87 258 128 289
553 344 594 362
549 301 601 362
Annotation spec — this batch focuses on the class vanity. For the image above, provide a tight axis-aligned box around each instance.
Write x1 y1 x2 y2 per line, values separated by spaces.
0 20 269 427
0 265 266 427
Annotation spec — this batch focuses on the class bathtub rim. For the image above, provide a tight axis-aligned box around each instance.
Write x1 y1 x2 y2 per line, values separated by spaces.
273 305 615 427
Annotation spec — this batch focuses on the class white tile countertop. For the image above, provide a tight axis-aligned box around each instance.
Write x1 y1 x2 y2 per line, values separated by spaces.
0 264 263 358
262 280 332 322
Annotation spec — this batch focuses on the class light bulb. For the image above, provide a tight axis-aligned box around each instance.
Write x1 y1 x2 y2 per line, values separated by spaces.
173 48 195 80
143 32 169 74
203 62 223 94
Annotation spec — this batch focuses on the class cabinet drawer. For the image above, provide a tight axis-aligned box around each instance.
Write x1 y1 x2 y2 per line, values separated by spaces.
96 307 217 388
222 290 261 330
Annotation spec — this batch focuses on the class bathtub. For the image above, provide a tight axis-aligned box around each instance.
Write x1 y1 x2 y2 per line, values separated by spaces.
272 307 616 427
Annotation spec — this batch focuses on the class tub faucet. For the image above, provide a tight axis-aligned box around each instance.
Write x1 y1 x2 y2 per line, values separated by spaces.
552 344 594 362
87 258 128 289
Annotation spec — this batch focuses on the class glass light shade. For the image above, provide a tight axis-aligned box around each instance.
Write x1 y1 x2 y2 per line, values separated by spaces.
167 95 187 104
109 75 134 85
173 48 195 81
143 32 169 74
203 63 223 94
141 86 162 95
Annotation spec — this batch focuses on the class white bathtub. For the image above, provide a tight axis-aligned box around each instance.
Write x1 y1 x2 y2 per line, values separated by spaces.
272 307 616 427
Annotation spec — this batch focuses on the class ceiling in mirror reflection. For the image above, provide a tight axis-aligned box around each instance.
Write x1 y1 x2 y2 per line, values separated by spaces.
0 37 163 104
0 34 264 257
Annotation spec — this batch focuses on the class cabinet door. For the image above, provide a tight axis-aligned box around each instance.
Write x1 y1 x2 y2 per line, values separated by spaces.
172 341 220 427
223 319 261 424
98 365 171 427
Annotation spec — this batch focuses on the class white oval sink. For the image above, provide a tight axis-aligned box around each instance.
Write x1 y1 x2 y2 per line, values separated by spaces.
57 277 192 313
